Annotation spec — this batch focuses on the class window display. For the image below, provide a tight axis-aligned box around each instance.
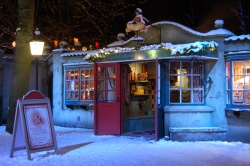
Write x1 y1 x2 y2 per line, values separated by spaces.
65 66 94 105
232 61 250 105
169 61 204 104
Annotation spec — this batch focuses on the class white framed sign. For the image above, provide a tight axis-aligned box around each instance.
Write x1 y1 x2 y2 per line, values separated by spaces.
10 91 58 160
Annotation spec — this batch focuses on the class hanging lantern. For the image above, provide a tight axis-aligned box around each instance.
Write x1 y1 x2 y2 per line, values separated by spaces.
29 28 44 56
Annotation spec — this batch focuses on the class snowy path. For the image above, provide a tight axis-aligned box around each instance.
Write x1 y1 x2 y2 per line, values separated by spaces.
1 126 250 166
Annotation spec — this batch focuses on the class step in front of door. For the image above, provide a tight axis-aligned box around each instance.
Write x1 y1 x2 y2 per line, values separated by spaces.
169 127 227 141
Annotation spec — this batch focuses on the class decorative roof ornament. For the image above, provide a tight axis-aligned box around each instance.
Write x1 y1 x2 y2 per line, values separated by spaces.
125 8 149 37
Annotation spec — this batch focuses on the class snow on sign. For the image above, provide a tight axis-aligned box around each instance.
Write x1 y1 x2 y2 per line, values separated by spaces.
10 90 58 160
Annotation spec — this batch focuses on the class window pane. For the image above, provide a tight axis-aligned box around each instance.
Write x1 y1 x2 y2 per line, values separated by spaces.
66 71 71 80
85 80 89 90
69 91 78 100
107 91 116 101
75 81 78 90
85 70 90 78
233 90 243 104
192 62 203 74
90 80 94 90
193 76 202 88
107 67 116 78
193 90 203 103
246 91 250 104
98 80 105 91
181 62 191 74
169 60 204 104
170 61 180 74
182 90 191 103
180 76 190 88
66 81 71 90
71 71 75 79
81 92 85 100
170 76 178 87
81 81 85 90
98 91 105 101
108 79 116 90
246 61 250 75
81 70 85 79
66 92 71 100
98 67 105 78
90 91 94 100
85 91 90 100
233 61 244 75
226 62 230 77
170 90 180 103
233 76 244 90
90 70 94 79
65 67 94 103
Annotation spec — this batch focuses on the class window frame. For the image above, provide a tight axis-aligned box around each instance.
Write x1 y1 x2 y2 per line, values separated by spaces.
64 64 94 106
168 60 205 105
225 57 250 111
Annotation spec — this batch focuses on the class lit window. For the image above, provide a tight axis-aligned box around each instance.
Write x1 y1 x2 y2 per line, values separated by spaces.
169 61 204 104
231 61 250 105
65 66 94 105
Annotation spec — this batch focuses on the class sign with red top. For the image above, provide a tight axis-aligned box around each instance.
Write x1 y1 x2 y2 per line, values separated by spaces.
10 90 58 160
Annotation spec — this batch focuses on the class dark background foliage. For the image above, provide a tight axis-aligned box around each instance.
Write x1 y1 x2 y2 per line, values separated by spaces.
0 0 249 53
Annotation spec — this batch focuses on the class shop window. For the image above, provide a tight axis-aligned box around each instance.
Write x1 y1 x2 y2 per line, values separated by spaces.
231 61 250 105
169 61 204 104
65 66 94 105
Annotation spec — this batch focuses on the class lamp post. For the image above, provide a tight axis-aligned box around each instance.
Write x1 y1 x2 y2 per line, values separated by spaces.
29 28 44 90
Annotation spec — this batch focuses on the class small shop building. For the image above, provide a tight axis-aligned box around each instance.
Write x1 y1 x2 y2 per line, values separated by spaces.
52 21 250 142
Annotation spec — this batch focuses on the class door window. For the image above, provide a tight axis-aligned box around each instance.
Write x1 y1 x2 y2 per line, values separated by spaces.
97 66 117 102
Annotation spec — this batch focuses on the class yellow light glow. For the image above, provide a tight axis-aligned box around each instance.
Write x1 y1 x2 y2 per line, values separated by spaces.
30 41 44 55
74 38 79 44
12 41 16 47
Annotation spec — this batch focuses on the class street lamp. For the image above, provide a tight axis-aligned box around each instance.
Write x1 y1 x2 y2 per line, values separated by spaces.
29 28 44 90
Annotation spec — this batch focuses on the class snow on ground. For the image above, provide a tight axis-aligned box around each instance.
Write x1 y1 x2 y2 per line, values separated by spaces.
1 125 250 166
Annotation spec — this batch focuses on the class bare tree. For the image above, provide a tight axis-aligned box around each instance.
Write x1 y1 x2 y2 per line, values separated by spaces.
2 0 146 132
36 0 146 47
5 0 34 133
231 0 249 34
0 0 147 49
0 0 18 54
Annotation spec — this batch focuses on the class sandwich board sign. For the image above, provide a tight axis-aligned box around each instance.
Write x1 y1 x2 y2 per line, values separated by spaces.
10 90 58 160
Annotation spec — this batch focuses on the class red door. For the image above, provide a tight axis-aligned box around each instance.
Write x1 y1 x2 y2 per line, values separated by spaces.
94 63 121 135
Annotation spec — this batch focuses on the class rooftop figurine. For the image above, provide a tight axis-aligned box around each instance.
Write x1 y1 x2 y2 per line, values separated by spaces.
125 8 149 37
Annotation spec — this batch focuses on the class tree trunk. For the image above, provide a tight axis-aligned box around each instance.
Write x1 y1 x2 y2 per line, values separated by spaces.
5 0 35 133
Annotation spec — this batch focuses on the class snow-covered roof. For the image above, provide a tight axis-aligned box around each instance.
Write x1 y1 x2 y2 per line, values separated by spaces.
107 36 143 47
82 41 218 62
226 51 250 55
60 41 219 60
148 21 235 37
61 51 86 57
205 29 235 36
224 34 250 42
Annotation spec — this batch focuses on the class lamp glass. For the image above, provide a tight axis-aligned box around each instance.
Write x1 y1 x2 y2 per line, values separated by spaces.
30 41 44 55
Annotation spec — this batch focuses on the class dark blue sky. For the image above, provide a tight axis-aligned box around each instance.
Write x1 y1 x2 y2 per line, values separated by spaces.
133 0 250 34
